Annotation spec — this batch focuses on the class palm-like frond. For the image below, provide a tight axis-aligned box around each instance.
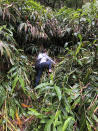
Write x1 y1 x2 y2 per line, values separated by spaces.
0 40 11 57
0 25 16 44
0 40 15 65
18 23 27 32
18 20 47 39
0 3 20 22
0 25 17 65
0 0 98 130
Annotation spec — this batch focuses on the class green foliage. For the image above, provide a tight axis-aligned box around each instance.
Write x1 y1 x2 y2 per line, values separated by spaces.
0 85 6 108
56 0 98 43
0 0 98 130
62 117 75 131
54 85 62 101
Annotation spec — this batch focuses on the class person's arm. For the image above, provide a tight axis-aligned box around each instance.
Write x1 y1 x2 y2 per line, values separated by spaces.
46 54 56 64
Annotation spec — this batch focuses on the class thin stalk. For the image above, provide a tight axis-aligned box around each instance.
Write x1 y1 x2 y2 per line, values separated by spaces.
2 108 4 131
5 97 7 131
3 116 17 131
3 124 4 131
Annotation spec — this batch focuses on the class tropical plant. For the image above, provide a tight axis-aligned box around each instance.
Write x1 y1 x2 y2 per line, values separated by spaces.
32 39 98 131
0 0 98 130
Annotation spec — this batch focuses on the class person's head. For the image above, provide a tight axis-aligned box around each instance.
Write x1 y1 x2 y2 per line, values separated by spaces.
41 49 47 53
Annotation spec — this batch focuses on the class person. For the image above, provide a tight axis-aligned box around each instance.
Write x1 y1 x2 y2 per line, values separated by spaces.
35 49 55 87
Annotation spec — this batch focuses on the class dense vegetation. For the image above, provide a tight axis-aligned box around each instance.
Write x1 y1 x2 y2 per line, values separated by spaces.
0 0 98 130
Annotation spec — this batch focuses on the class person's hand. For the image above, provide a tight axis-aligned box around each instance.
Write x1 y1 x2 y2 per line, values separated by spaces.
49 69 52 73
54 62 56 65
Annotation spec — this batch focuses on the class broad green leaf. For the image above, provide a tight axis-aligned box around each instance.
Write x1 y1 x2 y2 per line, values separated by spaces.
64 97 72 114
54 110 61 126
11 72 17 78
77 60 83 66
12 76 19 93
50 74 54 81
78 34 82 42
86 120 92 131
54 85 62 101
40 119 48 123
64 88 72 95
54 121 62 127
53 126 56 131
57 126 62 131
62 117 74 131
8 66 17 73
75 42 83 56
0 96 6 108
35 82 51 89
92 114 98 123
71 97 80 109
9 108 15 120
55 110 61 121
44 116 54 131
19 77 25 92
14 99 23 111
28 108 42 117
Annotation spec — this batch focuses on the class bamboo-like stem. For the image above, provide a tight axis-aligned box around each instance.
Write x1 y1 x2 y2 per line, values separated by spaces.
3 116 17 131
2 108 5 131
5 95 7 131
3 113 4 131
87 95 98 111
